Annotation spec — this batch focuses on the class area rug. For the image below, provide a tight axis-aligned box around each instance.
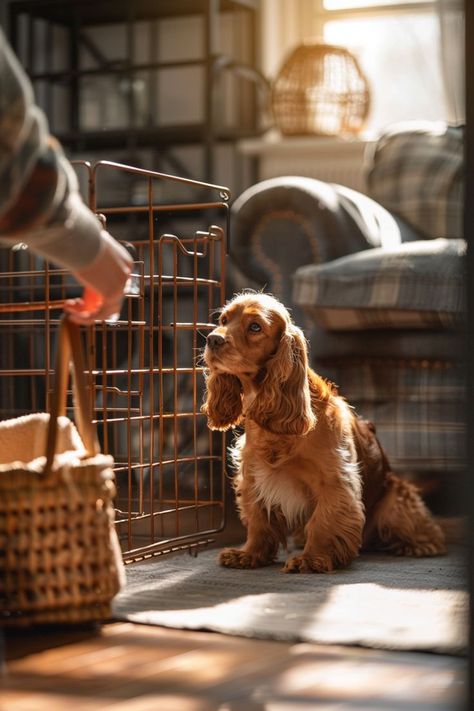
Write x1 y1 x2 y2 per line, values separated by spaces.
112 547 467 655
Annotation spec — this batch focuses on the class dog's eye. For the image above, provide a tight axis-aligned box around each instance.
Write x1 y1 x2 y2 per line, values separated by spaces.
248 322 261 333
220 315 227 325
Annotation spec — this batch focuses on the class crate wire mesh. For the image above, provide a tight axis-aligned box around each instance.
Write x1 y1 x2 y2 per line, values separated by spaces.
0 161 230 563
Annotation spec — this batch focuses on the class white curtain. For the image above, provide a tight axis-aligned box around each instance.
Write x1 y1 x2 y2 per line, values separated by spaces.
260 0 315 78
437 0 465 123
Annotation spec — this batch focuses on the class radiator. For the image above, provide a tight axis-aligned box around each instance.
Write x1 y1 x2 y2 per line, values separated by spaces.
240 133 372 194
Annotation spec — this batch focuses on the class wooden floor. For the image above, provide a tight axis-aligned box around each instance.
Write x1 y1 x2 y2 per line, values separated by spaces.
1 620 467 710
1 516 468 710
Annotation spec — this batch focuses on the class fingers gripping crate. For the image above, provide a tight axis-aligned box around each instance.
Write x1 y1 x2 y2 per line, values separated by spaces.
0 161 230 564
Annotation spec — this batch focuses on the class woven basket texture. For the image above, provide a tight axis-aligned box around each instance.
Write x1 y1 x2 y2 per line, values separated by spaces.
0 413 123 626
272 43 370 136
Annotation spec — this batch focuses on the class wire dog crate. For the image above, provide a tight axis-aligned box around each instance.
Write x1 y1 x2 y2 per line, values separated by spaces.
0 161 230 564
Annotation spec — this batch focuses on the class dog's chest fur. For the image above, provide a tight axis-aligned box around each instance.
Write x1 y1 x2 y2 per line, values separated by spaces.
231 432 311 528
250 466 310 528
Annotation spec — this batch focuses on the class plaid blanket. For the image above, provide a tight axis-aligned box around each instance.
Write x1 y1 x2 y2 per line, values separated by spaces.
366 122 464 240
316 358 464 473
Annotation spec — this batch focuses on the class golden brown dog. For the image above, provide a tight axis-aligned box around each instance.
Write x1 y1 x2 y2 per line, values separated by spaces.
202 292 446 573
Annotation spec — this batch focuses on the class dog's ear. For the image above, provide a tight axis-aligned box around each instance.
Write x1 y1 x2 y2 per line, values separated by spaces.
247 324 316 436
201 372 243 431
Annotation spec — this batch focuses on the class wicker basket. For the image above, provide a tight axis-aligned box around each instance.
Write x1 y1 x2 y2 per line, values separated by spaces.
272 42 370 137
0 317 125 627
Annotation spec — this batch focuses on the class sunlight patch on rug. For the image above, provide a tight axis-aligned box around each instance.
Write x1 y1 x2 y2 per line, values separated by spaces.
112 548 467 654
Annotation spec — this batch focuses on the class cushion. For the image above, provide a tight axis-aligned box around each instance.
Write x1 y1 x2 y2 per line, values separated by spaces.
366 122 464 240
293 238 465 331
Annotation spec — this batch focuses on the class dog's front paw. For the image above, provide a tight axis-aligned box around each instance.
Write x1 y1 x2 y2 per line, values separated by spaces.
219 547 272 569
283 553 334 574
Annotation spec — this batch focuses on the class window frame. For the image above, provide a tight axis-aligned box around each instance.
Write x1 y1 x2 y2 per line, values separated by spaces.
312 0 437 37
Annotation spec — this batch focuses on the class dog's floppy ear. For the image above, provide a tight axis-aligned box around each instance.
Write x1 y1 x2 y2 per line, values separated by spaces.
201 371 243 431
247 324 316 436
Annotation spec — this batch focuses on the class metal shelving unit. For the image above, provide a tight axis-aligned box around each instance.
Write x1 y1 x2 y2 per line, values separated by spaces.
7 0 265 189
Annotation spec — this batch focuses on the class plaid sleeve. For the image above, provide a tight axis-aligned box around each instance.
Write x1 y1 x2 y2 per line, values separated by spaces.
366 122 464 240
0 29 102 270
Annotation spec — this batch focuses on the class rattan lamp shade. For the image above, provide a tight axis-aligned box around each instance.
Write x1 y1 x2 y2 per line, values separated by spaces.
272 43 370 137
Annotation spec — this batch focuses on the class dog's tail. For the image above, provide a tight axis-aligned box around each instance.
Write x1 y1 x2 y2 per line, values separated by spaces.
369 473 447 556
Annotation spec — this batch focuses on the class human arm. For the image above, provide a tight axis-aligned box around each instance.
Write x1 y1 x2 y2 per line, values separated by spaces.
0 29 132 323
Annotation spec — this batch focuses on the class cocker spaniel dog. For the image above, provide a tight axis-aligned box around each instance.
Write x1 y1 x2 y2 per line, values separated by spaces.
202 292 446 573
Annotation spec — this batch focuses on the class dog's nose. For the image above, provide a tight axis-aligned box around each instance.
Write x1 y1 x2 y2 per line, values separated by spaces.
207 333 226 350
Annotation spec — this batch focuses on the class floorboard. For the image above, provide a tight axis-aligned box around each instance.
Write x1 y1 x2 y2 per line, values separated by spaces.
1 621 467 710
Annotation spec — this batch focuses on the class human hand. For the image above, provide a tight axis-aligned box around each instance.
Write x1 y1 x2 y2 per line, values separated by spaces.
64 230 133 325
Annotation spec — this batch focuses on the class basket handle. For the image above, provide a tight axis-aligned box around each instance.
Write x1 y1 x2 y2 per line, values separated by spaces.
44 315 100 473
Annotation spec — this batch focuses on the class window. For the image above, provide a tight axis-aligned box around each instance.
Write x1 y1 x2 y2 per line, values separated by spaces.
317 0 447 132
261 0 452 135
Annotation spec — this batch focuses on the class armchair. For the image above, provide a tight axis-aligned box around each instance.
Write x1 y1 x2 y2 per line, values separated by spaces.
230 123 464 501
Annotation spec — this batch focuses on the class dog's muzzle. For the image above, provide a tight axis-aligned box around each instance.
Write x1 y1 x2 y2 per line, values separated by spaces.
206 333 225 350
